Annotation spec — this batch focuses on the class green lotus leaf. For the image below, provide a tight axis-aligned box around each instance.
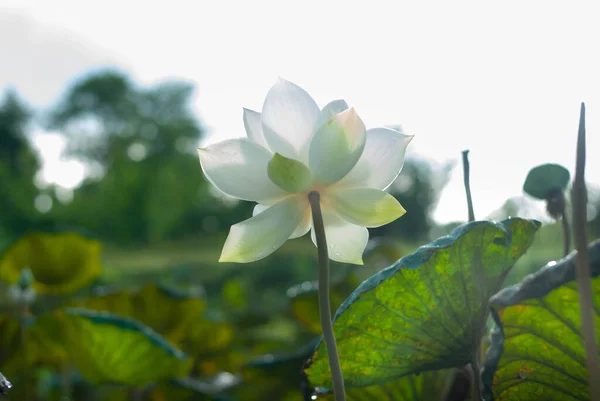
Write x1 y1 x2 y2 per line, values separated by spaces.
314 369 457 400
229 339 318 401
222 279 248 312
305 218 540 389
481 239 600 401
523 163 570 200
288 273 361 334
0 232 102 294
0 314 21 368
180 318 238 376
62 308 193 386
24 311 69 368
0 311 67 375
78 283 206 343
149 375 241 401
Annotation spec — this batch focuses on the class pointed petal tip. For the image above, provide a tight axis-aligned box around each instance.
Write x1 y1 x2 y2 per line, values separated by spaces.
275 76 290 86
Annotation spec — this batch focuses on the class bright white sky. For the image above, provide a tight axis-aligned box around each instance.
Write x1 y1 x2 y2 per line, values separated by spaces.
1 0 599 223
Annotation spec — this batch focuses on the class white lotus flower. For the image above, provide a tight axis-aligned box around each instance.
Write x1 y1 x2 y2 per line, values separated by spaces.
198 78 412 265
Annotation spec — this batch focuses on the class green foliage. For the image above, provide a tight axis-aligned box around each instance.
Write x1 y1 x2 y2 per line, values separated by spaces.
0 232 102 294
288 273 360 335
0 90 42 235
305 218 540 389
62 308 193 386
75 283 206 344
482 240 600 401
3 69 598 401
46 69 212 244
315 369 456 400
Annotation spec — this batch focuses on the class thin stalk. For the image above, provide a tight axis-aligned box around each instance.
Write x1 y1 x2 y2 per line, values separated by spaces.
469 362 481 401
61 364 72 401
561 210 571 257
463 150 482 400
308 191 346 401
571 102 600 400
19 302 30 401
462 150 475 222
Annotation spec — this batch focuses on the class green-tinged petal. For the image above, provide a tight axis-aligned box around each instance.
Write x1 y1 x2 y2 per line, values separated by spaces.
261 78 320 160
243 108 268 148
314 99 349 134
197 139 285 203
299 99 349 162
267 153 313 193
309 107 366 185
311 209 368 265
253 202 312 239
221 196 308 263
338 127 413 190
329 187 406 227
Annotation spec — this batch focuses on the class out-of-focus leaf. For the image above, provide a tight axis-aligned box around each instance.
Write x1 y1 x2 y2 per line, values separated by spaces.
229 339 318 401
363 237 405 270
523 163 570 200
0 312 67 375
149 374 241 401
222 279 248 312
26 311 69 367
305 218 540 389
0 232 101 294
0 315 20 367
288 274 361 334
77 283 205 343
481 239 600 401
62 308 192 386
180 318 239 376
314 369 457 401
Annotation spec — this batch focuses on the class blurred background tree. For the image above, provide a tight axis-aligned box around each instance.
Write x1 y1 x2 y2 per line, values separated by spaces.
0 90 43 238
43 70 254 245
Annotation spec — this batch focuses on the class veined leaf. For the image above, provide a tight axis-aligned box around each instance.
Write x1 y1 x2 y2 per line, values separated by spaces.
482 239 600 401
62 308 192 386
78 283 205 343
314 369 457 400
305 218 540 389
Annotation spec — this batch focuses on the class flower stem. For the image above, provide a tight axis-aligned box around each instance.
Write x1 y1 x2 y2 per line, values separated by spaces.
462 150 475 222
572 102 600 400
308 191 346 401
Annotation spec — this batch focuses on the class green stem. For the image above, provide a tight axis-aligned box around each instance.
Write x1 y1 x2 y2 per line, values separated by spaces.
61 364 72 401
19 302 30 401
462 150 475 222
572 102 600 400
561 210 571 258
469 361 481 401
308 191 346 401
463 150 482 400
